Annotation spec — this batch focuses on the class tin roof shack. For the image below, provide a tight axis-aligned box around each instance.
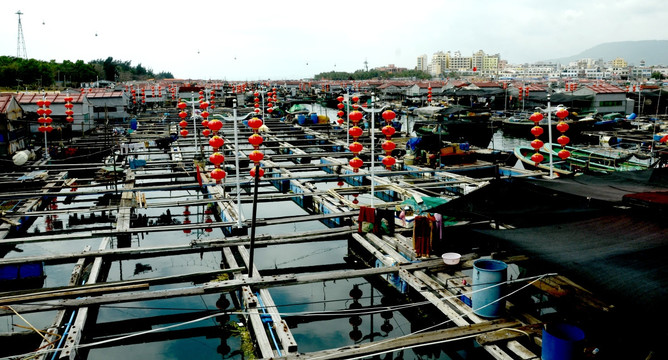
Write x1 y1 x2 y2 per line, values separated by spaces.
15 93 95 137
85 89 130 121
0 94 28 157
577 83 629 115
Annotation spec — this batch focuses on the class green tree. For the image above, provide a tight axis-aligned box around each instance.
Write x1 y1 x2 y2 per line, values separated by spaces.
651 71 665 80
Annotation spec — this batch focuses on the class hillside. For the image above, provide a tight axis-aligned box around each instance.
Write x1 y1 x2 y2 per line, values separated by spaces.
546 40 668 66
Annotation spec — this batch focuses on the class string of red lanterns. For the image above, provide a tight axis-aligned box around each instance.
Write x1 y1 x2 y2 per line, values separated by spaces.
348 96 364 173
37 97 53 133
64 93 74 123
177 100 189 137
427 85 432 104
336 95 345 126
528 111 544 165
555 108 571 160
381 109 397 170
247 116 265 178
207 95 226 183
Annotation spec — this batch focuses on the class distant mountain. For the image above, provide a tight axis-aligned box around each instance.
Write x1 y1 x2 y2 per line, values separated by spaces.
546 40 668 66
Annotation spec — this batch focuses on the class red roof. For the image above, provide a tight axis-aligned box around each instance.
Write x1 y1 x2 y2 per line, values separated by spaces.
13 91 121 104
0 94 14 113
586 84 625 94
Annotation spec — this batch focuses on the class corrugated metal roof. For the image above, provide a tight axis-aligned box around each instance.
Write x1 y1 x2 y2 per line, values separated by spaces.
13 91 120 104
0 94 13 114
586 83 625 94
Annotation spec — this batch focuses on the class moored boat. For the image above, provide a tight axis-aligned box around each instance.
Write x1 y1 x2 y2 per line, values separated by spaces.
513 145 574 177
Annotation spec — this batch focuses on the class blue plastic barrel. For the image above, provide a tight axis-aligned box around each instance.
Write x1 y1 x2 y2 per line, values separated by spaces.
297 115 306 125
472 259 507 318
542 323 585 360
311 113 319 124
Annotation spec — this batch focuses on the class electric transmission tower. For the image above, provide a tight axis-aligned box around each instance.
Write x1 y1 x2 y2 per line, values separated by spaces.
16 11 27 59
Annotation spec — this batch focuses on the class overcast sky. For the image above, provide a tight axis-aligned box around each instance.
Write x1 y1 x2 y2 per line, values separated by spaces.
2 0 666 80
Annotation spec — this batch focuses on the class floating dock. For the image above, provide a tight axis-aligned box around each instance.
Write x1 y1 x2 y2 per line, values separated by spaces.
0 99 660 360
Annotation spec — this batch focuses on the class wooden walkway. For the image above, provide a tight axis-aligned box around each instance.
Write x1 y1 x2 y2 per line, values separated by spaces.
0 104 614 360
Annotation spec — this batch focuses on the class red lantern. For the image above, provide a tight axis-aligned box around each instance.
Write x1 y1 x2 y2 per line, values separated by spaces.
556 121 569 133
177 102 187 110
349 142 363 154
337 103 345 110
348 126 363 139
382 156 396 169
37 99 45 107
200 101 209 110
556 108 569 119
201 120 209 128
382 140 396 154
44 108 52 116
349 111 363 122
529 112 543 123
179 120 188 128
37 108 46 116
180 129 189 137
201 111 209 118
530 126 543 137
65 109 74 116
248 134 263 148
179 111 188 119
349 157 363 172
337 110 345 118
210 168 227 181
66 116 74 123
65 103 74 109
382 125 396 139
530 153 544 164
352 96 359 103
202 129 211 137
473 67 477 72
558 149 571 160
249 167 265 178
209 135 224 149
337 118 344 125
530 139 544 150
248 117 263 131
381 110 396 121
208 119 223 132
248 150 264 164
557 135 570 146
337 96 344 102
209 152 225 165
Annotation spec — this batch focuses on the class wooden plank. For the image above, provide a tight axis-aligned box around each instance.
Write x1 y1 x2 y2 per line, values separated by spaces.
35 245 91 360
275 319 521 360
0 259 446 315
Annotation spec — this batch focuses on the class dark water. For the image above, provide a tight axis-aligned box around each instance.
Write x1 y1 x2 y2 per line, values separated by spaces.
1 115 525 359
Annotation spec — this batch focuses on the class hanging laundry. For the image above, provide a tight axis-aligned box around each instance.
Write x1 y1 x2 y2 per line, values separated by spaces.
375 208 395 236
358 206 376 233
413 215 432 257
434 213 443 242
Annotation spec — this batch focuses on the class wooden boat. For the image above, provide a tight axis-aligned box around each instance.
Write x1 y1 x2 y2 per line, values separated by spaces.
513 146 573 177
544 144 651 173
501 114 596 140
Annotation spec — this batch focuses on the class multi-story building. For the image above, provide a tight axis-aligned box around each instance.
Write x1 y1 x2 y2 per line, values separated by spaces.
430 51 449 76
449 51 472 71
611 57 628 68
416 54 428 72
